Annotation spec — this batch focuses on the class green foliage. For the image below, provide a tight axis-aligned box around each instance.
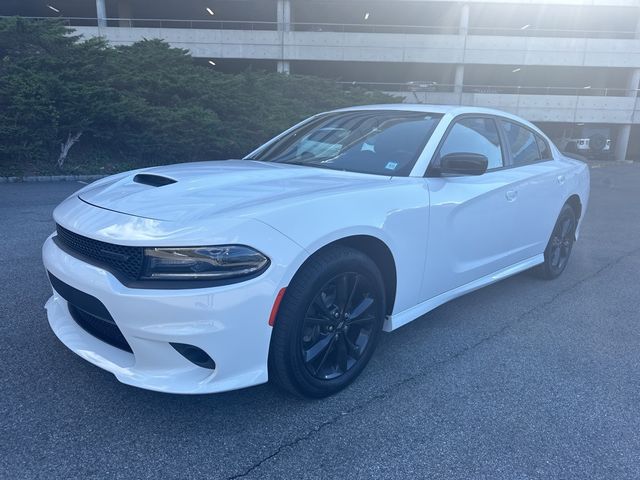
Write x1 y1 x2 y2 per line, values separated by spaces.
0 18 117 166
0 17 393 175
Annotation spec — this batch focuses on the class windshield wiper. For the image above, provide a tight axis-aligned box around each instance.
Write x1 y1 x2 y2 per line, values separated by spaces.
281 160 337 170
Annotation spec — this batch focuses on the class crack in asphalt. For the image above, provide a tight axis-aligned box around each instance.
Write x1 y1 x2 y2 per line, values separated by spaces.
227 246 640 480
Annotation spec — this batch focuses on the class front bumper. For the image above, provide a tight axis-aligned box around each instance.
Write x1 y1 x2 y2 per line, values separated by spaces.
42 231 299 394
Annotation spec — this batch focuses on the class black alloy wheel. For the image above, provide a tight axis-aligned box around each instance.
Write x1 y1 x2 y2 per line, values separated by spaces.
269 246 386 398
301 272 377 380
536 203 577 279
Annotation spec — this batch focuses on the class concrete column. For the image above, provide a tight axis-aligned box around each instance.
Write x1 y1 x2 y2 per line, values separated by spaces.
627 69 640 100
277 0 291 32
633 14 640 95
277 61 290 74
96 0 107 27
277 0 292 74
117 0 132 27
615 12 640 161
454 65 465 95
459 4 470 36
615 125 632 162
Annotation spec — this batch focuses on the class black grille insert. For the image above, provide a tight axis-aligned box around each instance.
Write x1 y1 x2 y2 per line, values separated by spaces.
48 273 133 353
55 224 144 281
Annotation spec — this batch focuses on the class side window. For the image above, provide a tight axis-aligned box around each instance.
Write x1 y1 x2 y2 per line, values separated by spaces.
500 120 542 165
438 117 504 170
536 134 553 160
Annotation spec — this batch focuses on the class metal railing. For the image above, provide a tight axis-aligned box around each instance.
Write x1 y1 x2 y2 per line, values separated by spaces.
292 22 459 35
292 22 637 39
337 82 640 97
9 16 279 31
467 25 637 39
6 16 638 40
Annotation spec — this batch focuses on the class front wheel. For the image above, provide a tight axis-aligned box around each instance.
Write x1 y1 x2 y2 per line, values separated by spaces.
535 204 577 279
268 246 386 398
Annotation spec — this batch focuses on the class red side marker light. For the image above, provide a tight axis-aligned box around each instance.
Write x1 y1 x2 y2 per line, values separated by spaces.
268 288 286 327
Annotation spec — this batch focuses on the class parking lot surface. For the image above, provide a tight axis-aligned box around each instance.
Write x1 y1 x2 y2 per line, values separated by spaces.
1 163 639 479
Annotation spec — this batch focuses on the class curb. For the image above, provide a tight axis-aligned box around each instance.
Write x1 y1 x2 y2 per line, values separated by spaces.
0 174 107 183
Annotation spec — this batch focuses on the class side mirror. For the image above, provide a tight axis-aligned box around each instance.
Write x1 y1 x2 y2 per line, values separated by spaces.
439 152 488 176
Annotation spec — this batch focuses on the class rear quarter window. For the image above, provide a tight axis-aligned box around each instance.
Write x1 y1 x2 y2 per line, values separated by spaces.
499 120 542 166
536 135 553 161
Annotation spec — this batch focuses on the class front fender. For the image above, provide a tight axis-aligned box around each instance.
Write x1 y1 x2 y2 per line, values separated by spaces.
255 179 430 316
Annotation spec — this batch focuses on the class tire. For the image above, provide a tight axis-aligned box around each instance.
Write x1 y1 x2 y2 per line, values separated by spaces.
535 204 577 280
268 246 386 398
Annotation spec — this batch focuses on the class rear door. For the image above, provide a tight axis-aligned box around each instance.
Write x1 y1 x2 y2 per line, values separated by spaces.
421 116 532 300
496 119 566 258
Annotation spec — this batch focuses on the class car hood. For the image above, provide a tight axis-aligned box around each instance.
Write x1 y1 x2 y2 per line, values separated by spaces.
78 160 389 222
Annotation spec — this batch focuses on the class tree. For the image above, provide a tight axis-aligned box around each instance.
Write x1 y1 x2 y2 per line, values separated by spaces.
0 17 394 175
0 18 118 166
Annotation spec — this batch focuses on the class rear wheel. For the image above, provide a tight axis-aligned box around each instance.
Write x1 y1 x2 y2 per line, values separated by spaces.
269 246 386 398
535 204 577 279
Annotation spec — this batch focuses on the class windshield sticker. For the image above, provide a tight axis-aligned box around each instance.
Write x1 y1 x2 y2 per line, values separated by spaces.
385 162 398 170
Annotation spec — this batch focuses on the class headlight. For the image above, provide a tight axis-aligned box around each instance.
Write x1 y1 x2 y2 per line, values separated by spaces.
141 245 269 281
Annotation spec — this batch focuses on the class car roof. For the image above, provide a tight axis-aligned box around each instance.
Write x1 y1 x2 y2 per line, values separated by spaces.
331 104 454 114
328 103 546 137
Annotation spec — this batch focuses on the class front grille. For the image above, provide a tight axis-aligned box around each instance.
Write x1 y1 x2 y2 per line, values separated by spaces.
55 224 144 280
48 273 133 353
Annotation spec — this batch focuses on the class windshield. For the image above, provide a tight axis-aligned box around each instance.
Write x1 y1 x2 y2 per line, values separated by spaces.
248 110 442 176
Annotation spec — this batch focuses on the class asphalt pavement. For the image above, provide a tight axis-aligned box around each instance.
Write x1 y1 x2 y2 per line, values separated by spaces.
1 163 639 479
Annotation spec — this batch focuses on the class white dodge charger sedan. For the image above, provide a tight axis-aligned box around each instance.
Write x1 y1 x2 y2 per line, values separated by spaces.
43 105 590 397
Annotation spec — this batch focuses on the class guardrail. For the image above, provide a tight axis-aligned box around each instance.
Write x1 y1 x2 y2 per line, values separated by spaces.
7 16 279 31
293 22 637 39
337 82 640 97
6 16 637 40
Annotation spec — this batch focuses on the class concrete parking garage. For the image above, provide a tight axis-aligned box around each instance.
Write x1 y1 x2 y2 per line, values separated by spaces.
2 0 639 160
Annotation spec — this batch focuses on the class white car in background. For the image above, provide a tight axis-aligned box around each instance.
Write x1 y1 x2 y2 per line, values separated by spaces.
563 128 612 159
43 105 590 397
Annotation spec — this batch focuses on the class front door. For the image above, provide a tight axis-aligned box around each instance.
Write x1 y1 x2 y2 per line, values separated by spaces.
421 116 528 301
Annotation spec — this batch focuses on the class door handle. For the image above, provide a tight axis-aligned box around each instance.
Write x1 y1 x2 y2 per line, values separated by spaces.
505 190 518 202
557 175 566 185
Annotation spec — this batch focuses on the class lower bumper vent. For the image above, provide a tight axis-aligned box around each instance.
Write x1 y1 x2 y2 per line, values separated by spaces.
48 273 132 353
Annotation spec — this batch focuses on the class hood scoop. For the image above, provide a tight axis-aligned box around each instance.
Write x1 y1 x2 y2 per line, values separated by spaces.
133 173 177 187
